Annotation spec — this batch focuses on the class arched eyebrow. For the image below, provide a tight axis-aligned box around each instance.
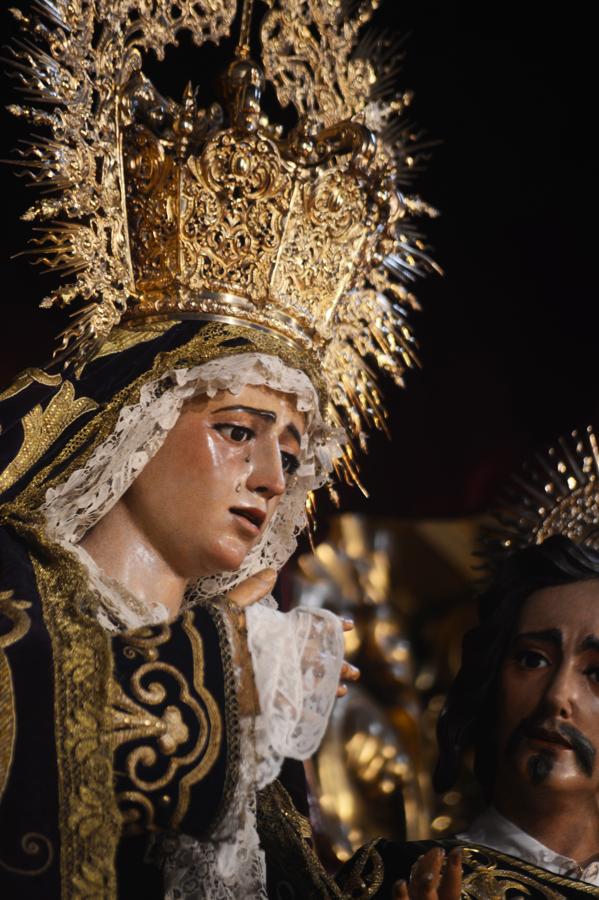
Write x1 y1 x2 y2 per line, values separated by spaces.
514 628 563 648
213 405 302 447
580 635 599 653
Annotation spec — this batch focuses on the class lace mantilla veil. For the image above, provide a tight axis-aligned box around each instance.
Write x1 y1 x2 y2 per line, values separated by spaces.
38 349 346 899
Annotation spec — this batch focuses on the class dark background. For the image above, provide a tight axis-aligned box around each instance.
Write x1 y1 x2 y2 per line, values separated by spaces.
0 1 596 520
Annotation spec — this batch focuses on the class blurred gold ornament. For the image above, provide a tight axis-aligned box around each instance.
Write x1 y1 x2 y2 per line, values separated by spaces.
295 514 482 854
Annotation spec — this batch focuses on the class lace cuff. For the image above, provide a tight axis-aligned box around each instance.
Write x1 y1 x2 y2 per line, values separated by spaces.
246 602 344 788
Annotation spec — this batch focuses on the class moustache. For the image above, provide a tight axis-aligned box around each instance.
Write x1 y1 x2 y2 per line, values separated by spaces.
505 715 597 779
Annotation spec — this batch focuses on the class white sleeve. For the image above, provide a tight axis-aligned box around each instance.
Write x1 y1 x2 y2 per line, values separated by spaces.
245 602 344 789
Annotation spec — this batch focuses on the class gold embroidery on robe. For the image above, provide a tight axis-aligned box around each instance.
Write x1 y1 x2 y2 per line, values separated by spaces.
32 551 120 899
0 382 98 494
0 368 62 404
0 833 54 877
461 847 594 899
0 590 31 803
107 611 223 828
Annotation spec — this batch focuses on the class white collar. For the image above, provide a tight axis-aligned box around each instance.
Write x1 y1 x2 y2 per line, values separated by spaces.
458 807 599 886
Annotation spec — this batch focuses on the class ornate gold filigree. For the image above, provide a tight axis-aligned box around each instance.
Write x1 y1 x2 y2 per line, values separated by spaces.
260 0 377 123
8 0 437 470
91 323 172 361
0 382 98 495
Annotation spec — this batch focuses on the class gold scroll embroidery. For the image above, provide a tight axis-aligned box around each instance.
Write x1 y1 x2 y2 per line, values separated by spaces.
462 847 573 900
0 382 98 494
0 368 62 404
0 590 32 803
0 832 54 877
107 611 222 828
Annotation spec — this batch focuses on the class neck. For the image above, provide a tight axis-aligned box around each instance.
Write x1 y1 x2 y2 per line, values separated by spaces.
494 782 599 864
79 500 188 618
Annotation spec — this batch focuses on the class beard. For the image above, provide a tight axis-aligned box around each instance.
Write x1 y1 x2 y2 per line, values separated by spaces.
527 750 556 785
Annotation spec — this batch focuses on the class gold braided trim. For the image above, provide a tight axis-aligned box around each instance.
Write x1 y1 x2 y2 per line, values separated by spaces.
194 601 241 837
1 322 322 524
30 538 120 899
257 780 344 899
460 845 599 896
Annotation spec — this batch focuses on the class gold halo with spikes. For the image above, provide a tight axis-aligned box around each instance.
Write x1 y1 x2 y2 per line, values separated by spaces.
482 426 599 567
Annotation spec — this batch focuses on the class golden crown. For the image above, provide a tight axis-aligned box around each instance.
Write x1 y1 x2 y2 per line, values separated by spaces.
8 0 437 446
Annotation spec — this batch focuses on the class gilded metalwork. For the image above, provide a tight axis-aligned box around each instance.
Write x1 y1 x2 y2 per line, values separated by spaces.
260 0 377 123
0 591 32 804
294 514 483 854
91 323 172 361
7 0 437 476
0 382 98 495
482 425 599 571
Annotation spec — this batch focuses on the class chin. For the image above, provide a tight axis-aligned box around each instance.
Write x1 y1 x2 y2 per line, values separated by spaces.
195 538 255 577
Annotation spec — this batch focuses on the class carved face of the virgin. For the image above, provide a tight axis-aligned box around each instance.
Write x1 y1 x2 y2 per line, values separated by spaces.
121 383 306 579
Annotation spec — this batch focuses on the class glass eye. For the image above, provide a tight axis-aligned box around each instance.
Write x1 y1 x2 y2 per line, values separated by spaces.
215 424 253 443
516 649 549 670
281 451 300 475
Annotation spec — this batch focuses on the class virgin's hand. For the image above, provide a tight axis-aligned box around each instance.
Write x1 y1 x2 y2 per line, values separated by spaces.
337 618 360 697
393 848 462 900
226 568 277 610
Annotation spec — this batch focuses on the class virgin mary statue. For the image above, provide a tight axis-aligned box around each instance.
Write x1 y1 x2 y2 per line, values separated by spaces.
0 1 436 897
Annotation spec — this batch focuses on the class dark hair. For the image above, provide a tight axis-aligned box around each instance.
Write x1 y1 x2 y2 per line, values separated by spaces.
433 535 599 794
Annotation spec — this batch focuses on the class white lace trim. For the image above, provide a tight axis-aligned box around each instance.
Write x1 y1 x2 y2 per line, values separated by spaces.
248 603 345 788
159 720 268 900
40 353 344 625
157 606 343 900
